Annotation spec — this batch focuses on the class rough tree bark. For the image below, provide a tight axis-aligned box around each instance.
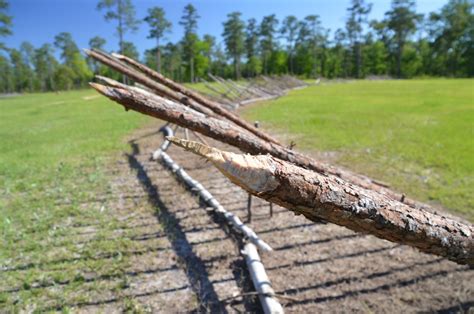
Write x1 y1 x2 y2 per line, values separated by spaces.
87 49 280 145
167 137 474 265
88 79 434 212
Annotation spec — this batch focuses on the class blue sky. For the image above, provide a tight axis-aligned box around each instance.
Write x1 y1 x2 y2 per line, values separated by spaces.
5 0 446 58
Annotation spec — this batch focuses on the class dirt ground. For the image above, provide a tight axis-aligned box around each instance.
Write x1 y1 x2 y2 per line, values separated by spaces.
7 123 471 313
68 123 472 313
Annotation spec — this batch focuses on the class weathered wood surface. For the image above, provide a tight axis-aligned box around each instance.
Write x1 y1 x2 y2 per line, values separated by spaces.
152 127 273 252
103 50 280 145
88 78 433 211
167 137 474 265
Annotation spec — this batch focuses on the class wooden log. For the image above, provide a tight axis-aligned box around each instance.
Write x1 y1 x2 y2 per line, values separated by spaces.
152 126 273 252
167 137 474 265
89 81 432 212
106 51 280 145
208 73 241 99
199 78 235 102
243 243 284 314
95 75 218 119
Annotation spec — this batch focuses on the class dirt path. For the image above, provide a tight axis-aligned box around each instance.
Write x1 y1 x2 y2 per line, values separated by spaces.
77 123 470 313
13 123 468 312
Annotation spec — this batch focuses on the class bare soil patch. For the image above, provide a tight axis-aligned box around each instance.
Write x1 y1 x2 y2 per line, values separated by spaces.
84 123 472 313
12 123 469 312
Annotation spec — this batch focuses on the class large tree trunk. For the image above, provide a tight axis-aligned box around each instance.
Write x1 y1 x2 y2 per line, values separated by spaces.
167 137 474 265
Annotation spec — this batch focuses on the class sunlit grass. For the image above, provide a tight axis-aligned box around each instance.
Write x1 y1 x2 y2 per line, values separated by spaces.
242 79 474 220
0 89 151 310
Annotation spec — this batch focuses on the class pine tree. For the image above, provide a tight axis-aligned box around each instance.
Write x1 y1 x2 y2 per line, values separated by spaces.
179 4 200 82
280 16 299 74
346 0 372 78
144 6 172 73
96 0 139 55
222 12 245 79
385 0 422 77
259 14 278 74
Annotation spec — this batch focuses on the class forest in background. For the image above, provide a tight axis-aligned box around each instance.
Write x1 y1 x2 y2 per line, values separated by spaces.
0 0 473 94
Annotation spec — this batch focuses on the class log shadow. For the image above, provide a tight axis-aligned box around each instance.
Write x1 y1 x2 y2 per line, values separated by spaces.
158 149 262 313
126 145 226 313
283 268 470 307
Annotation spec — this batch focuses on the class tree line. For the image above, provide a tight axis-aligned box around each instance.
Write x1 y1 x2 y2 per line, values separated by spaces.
0 0 472 94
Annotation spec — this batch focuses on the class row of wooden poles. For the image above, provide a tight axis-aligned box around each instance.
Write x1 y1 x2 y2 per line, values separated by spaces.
198 72 307 110
84 48 472 266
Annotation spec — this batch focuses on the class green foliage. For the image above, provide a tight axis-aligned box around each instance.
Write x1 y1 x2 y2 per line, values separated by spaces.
0 89 150 310
53 64 75 90
144 6 171 43
400 43 422 77
346 0 372 78
34 44 58 91
96 0 139 54
428 0 474 77
0 0 12 39
222 12 245 78
88 36 108 75
9 48 33 91
259 14 279 74
144 6 171 73
122 41 139 60
385 0 423 77
1 2 473 92
280 15 299 73
179 4 200 82
243 79 474 220
364 40 388 75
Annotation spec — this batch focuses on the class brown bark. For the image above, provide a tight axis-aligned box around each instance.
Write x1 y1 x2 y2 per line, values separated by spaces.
89 79 432 212
167 137 474 265
86 49 218 118
106 51 280 145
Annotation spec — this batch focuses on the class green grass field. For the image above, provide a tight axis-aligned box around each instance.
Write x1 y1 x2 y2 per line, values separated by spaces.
0 90 151 310
242 79 474 220
1 90 150 235
0 79 472 309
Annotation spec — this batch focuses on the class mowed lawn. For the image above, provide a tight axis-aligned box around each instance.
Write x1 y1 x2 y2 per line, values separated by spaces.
242 79 474 220
1 90 149 232
0 90 151 310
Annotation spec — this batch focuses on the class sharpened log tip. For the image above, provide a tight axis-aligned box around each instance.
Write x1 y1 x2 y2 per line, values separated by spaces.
89 82 109 94
168 136 281 194
166 136 222 160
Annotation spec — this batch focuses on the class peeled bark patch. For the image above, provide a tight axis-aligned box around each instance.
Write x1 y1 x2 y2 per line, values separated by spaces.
169 137 474 266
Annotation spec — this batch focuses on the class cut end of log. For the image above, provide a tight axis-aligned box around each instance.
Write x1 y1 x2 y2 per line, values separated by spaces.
111 52 125 60
168 136 280 194
89 83 126 106
167 136 223 161
89 82 109 95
